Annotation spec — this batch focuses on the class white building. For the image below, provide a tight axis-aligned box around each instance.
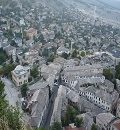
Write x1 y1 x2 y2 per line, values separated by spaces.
79 86 119 111
65 75 105 88
11 65 30 86
57 46 70 55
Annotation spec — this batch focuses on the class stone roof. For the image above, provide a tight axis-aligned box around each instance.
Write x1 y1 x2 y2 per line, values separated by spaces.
29 81 48 92
96 113 115 125
64 64 102 72
95 90 112 104
51 96 62 124
67 89 79 103
57 46 69 52
12 65 30 76
30 87 49 127
85 86 97 94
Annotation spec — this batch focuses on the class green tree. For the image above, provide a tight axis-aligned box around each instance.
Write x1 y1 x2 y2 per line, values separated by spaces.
16 56 19 64
38 34 45 43
21 84 28 97
10 40 17 47
115 62 120 80
50 121 62 130
81 51 85 57
0 53 6 64
10 54 13 64
103 68 113 81
30 67 39 78
61 105 80 127
91 123 97 130
2 64 16 77
55 31 63 39
61 52 69 59
0 80 24 130
47 54 55 62
42 48 49 57
0 81 8 117
72 49 77 58
5 106 23 130
75 117 83 127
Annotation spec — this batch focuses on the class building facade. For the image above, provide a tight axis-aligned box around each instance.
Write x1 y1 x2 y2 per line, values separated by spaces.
11 65 30 86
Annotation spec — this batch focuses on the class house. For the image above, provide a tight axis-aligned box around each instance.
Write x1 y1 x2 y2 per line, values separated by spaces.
19 19 25 26
25 28 37 39
116 99 120 117
2 37 9 47
66 88 104 115
25 39 34 47
108 118 120 130
11 65 30 86
14 38 22 47
57 46 70 55
96 113 115 130
28 81 49 93
3 45 16 56
65 75 105 88
24 50 44 66
28 87 49 128
13 26 21 33
64 59 79 69
79 86 119 111
54 57 67 67
78 112 94 130
65 125 85 130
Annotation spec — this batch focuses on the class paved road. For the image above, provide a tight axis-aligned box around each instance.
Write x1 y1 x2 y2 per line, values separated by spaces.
43 85 59 130
1 77 19 107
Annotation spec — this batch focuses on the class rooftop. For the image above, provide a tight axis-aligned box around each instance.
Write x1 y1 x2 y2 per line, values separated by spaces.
106 47 120 58
65 126 85 130
113 120 120 130
96 113 115 125
26 28 36 33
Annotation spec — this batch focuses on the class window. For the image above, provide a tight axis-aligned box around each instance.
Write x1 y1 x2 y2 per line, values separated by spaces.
19 76 21 79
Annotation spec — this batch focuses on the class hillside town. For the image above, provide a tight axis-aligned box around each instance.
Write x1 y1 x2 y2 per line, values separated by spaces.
0 0 120 130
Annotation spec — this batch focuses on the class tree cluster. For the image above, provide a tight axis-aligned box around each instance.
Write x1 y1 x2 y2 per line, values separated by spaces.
30 66 39 79
0 81 24 130
61 52 69 59
61 105 83 127
0 48 8 65
103 68 113 81
115 62 120 80
0 64 16 77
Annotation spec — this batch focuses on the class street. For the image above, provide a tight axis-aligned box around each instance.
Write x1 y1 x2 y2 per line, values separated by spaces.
43 85 59 130
1 77 19 107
